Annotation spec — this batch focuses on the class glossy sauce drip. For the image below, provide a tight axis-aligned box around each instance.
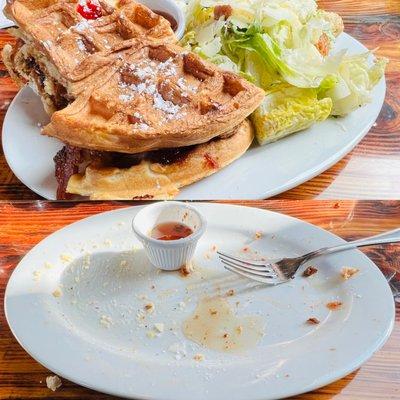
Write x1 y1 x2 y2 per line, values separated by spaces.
151 222 193 241
183 297 264 352
153 10 178 32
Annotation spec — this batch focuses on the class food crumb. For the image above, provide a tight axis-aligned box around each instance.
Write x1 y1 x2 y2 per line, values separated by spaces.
303 266 318 277
147 330 156 339
226 289 235 297
52 288 62 298
236 326 243 335
193 353 204 362
326 301 342 310
60 253 73 263
306 317 320 325
180 263 194 277
120 260 128 267
144 302 155 313
44 262 54 269
46 375 62 391
99 315 113 328
154 323 164 333
341 267 359 280
33 270 41 281
254 231 262 239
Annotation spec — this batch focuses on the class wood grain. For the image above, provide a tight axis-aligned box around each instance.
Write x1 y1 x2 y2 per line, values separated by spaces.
0 1 399 200
0 200 399 399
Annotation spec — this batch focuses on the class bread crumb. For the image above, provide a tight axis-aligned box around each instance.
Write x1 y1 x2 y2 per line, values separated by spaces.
341 267 359 280
46 375 62 391
326 301 342 310
52 288 62 298
236 326 243 335
154 323 164 333
147 330 156 338
306 317 320 325
44 262 54 269
226 289 235 297
193 353 204 362
33 270 41 282
303 266 318 277
180 263 194 277
120 260 128 267
144 302 155 313
100 315 113 328
254 231 262 239
60 253 73 263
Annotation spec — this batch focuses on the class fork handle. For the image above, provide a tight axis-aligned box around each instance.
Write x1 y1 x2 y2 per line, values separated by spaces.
303 227 400 261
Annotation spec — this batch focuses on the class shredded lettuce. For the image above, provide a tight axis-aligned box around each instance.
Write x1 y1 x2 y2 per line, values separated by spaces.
182 0 387 143
324 53 388 116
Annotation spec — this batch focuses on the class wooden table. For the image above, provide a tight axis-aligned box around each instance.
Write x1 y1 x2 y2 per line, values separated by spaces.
0 200 399 399
0 1 399 200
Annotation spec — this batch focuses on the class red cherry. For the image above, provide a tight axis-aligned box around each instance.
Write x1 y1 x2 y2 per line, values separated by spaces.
77 0 102 20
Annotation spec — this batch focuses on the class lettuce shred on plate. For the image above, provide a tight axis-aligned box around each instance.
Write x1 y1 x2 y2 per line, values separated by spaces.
179 0 387 145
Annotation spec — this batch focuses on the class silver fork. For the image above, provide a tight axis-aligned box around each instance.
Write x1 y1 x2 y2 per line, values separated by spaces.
218 228 400 285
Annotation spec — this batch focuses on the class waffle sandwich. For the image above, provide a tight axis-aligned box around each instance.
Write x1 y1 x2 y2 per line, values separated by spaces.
3 0 264 199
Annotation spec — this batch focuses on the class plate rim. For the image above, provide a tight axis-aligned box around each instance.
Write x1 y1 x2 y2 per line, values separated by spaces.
1 32 387 201
4 202 395 400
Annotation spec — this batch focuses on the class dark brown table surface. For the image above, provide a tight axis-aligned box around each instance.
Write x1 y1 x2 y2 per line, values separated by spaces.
0 0 399 200
0 200 399 399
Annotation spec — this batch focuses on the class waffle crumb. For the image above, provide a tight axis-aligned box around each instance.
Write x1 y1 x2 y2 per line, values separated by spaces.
303 266 318 277
147 330 156 339
341 267 359 280
193 353 204 362
326 301 342 310
100 315 113 328
33 270 41 281
180 263 194 277
52 288 62 298
144 302 155 313
306 317 320 325
46 375 62 391
60 253 73 263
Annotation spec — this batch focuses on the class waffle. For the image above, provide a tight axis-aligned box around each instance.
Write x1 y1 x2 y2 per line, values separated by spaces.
3 0 265 154
57 119 253 200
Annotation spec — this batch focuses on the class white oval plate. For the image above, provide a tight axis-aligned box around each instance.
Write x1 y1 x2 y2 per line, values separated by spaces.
5 203 394 400
2 33 385 200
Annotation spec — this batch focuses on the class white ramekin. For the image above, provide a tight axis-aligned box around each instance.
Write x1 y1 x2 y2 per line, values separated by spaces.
138 0 186 40
132 202 206 271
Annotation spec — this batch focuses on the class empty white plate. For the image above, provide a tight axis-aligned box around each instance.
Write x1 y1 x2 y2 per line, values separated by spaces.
2 33 386 200
5 203 394 399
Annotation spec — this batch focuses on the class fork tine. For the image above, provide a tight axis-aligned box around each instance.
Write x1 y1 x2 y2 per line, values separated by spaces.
223 264 280 285
218 254 274 273
219 258 277 279
219 256 276 275
217 251 267 267
219 255 277 275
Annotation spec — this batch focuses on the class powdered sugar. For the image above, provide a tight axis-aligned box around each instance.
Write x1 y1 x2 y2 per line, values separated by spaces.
74 19 92 33
153 92 180 117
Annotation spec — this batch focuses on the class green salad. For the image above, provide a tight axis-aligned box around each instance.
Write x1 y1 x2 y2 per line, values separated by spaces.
178 0 387 144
